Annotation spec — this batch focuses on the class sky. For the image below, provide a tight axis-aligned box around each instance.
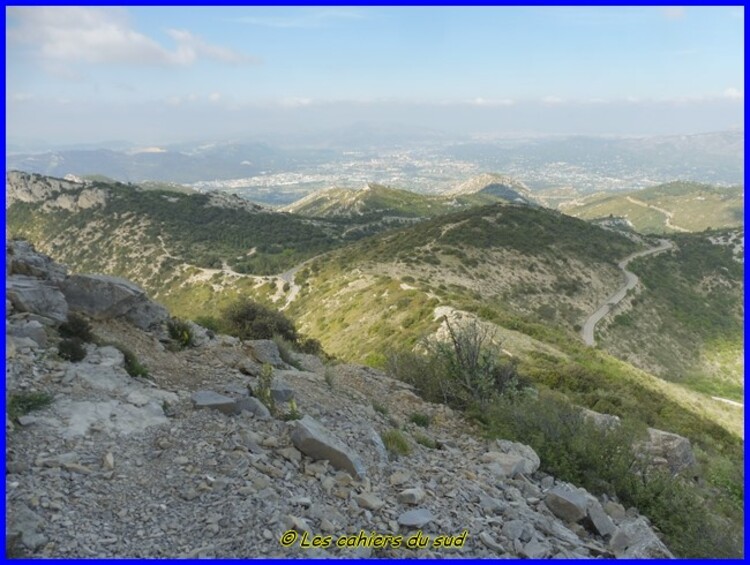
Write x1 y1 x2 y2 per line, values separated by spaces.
5 5 745 147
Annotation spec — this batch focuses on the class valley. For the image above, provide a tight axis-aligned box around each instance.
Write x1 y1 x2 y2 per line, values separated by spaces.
5 170 744 558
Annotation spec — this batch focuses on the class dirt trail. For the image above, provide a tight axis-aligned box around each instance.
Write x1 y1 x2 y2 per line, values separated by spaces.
625 196 690 233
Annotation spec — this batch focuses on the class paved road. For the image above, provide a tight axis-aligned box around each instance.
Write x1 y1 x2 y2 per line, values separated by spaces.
581 239 674 346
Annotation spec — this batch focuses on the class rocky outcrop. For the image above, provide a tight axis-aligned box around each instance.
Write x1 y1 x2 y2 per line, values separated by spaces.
7 276 68 323
61 274 168 330
639 428 697 475
6 171 106 212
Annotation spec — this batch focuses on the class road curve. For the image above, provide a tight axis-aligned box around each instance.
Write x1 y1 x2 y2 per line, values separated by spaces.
581 239 674 346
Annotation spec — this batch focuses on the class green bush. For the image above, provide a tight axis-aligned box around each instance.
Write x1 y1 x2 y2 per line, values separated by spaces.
409 412 430 428
414 432 437 449
58 337 86 362
119 345 149 378
387 318 527 410
272 336 303 370
381 429 410 457
372 401 388 416
222 298 298 342
59 313 93 343
252 363 276 415
486 390 742 557
8 391 53 421
167 317 195 349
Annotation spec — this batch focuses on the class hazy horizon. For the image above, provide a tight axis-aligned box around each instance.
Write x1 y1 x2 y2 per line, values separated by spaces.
6 6 744 148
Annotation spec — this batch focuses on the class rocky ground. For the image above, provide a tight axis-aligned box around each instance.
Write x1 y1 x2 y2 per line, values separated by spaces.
5 240 674 558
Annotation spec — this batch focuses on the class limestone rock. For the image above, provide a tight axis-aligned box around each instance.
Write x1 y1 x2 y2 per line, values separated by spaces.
236 397 272 420
190 391 238 415
581 407 621 430
614 516 673 558
492 439 541 475
8 240 67 282
61 274 168 329
246 340 285 368
545 486 588 523
485 452 527 478
640 428 696 475
586 500 616 537
7 276 68 323
354 493 385 511
398 488 426 505
290 416 366 479
397 508 433 528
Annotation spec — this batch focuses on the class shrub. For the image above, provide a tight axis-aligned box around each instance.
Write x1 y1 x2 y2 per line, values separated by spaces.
193 315 221 333
272 336 303 370
222 298 298 342
167 317 195 349
388 318 527 410
8 391 53 421
409 412 430 428
119 345 149 378
414 432 437 449
59 313 93 343
381 429 410 457
372 401 388 416
486 391 742 557
252 363 276 415
58 337 86 362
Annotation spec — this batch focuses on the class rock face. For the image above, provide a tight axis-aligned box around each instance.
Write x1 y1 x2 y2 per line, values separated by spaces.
61 274 168 330
640 428 697 475
581 407 621 430
7 276 68 323
290 416 366 479
247 340 286 368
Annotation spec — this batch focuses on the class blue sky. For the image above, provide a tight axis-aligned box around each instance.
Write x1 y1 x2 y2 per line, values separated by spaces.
6 6 745 145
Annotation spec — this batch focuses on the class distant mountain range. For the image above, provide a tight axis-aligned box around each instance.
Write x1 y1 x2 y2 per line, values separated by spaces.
6 130 743 196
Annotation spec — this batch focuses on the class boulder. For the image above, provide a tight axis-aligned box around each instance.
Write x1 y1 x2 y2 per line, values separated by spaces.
9 320 47 347
61 274 168 329
612 516 673 558
545 486 588 523
397 508 434 528
236 397 272 420
581 407 621 430
8 240 67 282
586 500 616 538
484 452 528 478
492 439 541 474
190 391 238 415
7 276 68 323
271 380 295 403
639 428 696 475
246 339 286 368
398 488 426 505
290 416 366 479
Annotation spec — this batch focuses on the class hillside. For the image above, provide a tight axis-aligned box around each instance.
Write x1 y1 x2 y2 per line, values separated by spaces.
5 240 743 558
595 229 744 401
561 181 744 234
281 176 525 219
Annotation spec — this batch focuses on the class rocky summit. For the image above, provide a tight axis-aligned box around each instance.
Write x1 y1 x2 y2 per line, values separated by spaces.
5 241 673 558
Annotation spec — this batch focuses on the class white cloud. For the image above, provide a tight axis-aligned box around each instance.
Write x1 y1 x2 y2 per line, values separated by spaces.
723 87 743 100
7 7 256 69
541 96 565 105
208 92 222 102
468 97 514 107
277 97 314 108
229 8 365 29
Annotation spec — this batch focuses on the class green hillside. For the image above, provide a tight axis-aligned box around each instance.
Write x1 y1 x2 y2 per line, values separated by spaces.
283 182 505 218
562 181 743 234
598 229 744 400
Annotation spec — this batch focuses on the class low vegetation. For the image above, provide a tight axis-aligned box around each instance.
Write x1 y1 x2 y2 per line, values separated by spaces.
167 318 195 349
380 429 411 457
58 337 86 362
8 391 53 422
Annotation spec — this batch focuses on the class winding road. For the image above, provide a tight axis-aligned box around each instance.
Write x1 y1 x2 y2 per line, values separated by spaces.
581 239 674 346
